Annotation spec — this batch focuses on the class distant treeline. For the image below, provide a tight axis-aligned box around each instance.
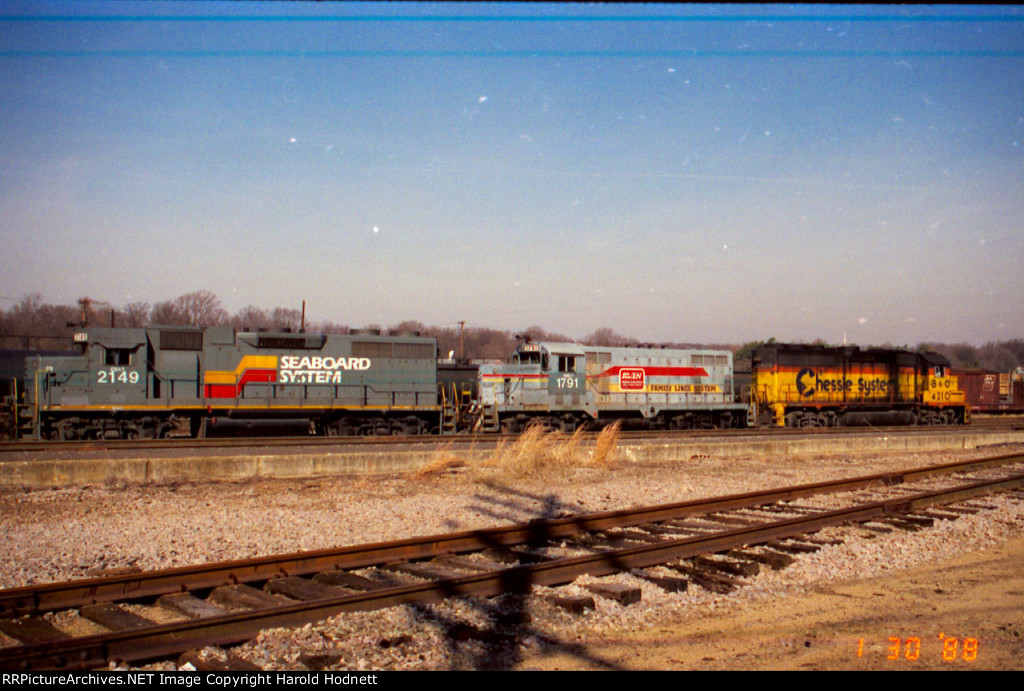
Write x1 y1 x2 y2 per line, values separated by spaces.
1 292 1021 371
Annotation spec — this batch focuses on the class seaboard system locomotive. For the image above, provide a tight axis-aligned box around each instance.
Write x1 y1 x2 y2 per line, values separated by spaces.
18 326 438 440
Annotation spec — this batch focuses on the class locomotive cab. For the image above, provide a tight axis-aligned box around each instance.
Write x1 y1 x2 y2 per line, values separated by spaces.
477 341 591 432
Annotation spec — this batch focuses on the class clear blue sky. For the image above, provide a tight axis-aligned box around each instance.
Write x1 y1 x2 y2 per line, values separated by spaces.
1 2 1022 345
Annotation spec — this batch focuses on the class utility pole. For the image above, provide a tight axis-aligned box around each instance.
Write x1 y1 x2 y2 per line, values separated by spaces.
458 321 465 360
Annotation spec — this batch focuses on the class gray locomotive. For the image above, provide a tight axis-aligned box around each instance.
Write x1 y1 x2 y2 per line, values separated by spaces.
21 326 439 439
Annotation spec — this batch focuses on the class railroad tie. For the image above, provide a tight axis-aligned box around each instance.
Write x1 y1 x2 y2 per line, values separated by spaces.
381 561 463 581
881 517 925 532
694 555 760 578
0 616 69 644
480 547 547 565
761 503 823 516
727 548 794 570
639 522 695 535
633 572 689 593
895 514 935 528
798 536 845 546
764 539 822 554
178 649 262 672
79 604 156 631
430 555 504 572
546 594 595 614
700 513 767 527
659 520 720 535
157 593 230 620
583 583 642 605
208 584 292 610
313 570 389 591
602 528 665 544
911 509 963 521
938 505 981 515
856 522 894 534
576 534 629 549
665 563 744 594
264 576 350 601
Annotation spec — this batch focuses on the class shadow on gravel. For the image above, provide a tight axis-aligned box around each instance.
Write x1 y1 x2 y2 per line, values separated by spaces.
404 479 629 671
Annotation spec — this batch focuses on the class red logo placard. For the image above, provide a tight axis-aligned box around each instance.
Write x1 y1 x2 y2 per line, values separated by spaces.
619 367 645 391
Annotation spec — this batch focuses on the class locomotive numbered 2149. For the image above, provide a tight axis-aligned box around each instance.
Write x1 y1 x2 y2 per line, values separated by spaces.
23 326 438 440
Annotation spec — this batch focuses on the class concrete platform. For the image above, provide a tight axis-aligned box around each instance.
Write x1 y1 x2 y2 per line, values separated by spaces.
1 429 1022 488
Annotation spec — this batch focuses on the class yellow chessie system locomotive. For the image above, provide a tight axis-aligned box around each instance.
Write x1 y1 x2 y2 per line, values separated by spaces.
749 343 968 428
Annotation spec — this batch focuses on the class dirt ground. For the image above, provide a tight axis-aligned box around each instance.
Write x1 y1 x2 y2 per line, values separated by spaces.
515 533 1024 670
2 441 1022 670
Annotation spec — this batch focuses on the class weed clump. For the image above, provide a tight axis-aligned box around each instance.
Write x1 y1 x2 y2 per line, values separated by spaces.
414 441 466 477
589 420 622 468
481 420 622 478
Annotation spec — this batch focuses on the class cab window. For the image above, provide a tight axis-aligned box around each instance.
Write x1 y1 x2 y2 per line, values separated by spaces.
104 348 133 366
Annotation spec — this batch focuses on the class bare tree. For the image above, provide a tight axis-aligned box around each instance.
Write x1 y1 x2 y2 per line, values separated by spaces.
150 299 187 326
148 291 226 327
583 327 633 346
315 320 350 335
0 294 77 348
233 305 271 330
119 301 151 328
178 290 227 327
270 307 302 331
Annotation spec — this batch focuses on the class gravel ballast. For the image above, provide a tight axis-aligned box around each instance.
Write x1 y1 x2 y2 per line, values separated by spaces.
1 443 1022 670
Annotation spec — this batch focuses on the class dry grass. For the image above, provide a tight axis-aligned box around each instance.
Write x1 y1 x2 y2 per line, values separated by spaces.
479 419 621 478
414 441 466 477
588 420 622 468
483 422 564 477
553 426 587 467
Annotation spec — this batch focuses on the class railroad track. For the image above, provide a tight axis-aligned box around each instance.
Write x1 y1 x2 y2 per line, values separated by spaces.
2 418 1019 456
1 452 1022 671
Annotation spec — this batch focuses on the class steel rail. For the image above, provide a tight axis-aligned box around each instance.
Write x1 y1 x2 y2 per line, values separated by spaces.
1 452 1021 620
4 418 1016 454
2 471 1022 670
